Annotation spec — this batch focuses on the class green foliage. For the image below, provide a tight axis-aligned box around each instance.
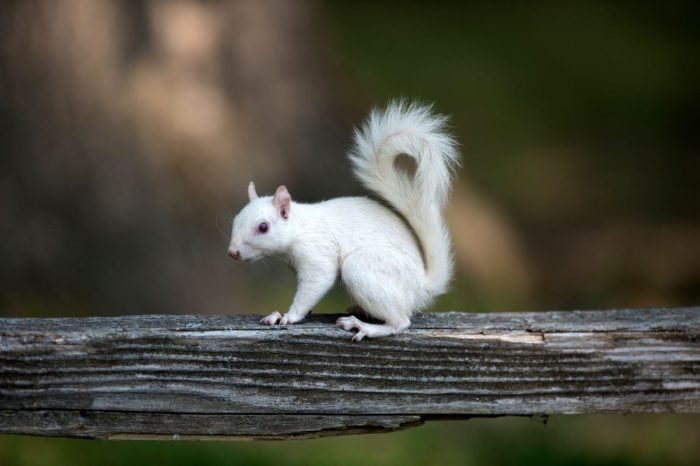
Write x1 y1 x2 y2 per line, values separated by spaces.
2 416 699 466
324 1 699 223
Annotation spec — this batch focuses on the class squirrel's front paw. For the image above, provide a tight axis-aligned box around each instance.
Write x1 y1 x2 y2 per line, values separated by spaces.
260 311 282 325
260 311 302 326
280 312 302 325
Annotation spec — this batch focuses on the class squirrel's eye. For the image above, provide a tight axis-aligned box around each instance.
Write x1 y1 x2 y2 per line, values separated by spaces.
257 222 269 234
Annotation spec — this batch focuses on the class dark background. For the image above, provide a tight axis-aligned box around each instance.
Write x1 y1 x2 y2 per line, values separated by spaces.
1 1 698 464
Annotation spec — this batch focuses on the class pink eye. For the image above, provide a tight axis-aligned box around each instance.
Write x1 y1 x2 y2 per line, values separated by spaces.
257 222 269 234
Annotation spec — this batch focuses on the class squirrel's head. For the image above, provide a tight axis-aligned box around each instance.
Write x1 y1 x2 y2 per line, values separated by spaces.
228 181 293 262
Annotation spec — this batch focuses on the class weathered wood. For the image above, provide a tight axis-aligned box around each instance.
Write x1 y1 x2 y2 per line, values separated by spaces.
0 411 423 440
1 307 699 439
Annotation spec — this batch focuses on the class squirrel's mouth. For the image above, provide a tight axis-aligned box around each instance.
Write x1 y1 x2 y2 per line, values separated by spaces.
228 244 261 262
239 251 263 263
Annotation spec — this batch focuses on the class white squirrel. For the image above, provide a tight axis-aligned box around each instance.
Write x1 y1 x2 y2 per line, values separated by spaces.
228 101 460 340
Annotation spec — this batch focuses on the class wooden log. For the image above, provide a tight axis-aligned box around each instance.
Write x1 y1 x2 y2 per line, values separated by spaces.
1 307 699 439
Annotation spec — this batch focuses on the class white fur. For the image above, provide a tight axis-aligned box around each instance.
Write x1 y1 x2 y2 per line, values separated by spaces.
229 101 459 340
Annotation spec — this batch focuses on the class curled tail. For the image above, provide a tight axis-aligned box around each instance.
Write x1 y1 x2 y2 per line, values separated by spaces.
349 100 460 299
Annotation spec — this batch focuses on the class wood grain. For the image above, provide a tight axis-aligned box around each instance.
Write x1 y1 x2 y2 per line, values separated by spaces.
1 307 699 439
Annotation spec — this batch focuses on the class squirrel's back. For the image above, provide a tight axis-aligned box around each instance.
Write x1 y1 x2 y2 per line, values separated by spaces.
314 196 424 256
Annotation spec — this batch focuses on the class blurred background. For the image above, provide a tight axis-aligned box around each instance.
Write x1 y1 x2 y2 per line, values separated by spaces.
0 1 698 465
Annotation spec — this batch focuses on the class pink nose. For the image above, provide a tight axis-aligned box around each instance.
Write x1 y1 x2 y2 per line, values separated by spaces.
228 249 241 260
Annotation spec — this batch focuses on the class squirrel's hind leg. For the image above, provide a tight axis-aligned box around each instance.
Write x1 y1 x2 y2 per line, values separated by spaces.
339 251 417 340
336 315 410 341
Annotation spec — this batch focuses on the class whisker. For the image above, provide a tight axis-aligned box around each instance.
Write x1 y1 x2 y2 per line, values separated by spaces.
215 211 230 242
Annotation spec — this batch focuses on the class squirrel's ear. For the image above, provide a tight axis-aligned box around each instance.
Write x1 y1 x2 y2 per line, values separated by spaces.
247 181 258 201
273 185 291 220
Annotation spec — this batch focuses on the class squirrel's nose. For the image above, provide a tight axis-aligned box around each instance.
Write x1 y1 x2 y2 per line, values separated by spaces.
228 249 241 261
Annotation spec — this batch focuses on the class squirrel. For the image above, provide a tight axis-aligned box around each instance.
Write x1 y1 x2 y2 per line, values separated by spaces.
228 101 460 340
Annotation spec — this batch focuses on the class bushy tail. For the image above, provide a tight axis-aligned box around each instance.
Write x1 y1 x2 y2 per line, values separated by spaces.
348 100 460 298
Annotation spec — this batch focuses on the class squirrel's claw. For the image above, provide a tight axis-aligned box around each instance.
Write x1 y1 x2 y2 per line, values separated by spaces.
335 315 358 330
336 315 366 341
260 311 282 325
